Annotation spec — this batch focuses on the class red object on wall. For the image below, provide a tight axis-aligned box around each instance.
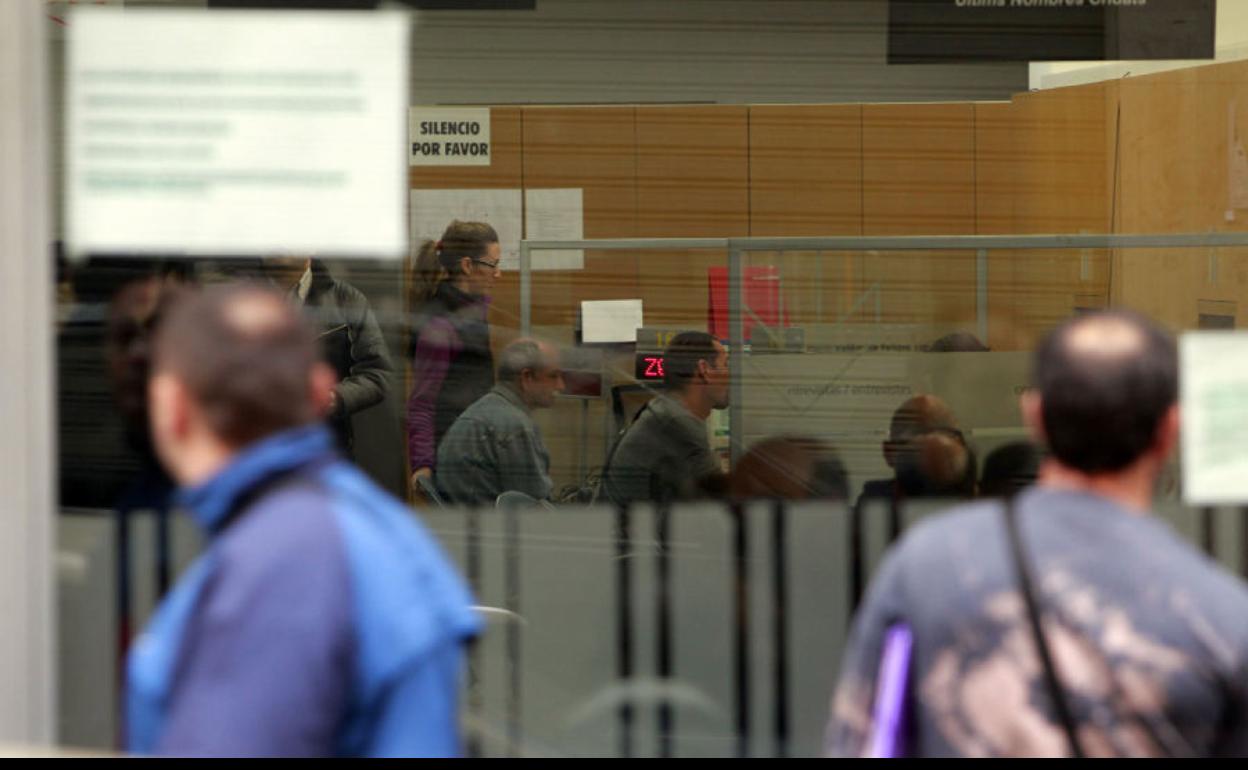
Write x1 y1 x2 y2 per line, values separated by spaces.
708 265 788 341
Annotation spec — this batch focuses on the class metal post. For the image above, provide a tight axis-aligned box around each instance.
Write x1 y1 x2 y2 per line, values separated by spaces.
976 248 989 344
815 250 824 324
579 398 589 484
728 247 746 465
519 242 532 336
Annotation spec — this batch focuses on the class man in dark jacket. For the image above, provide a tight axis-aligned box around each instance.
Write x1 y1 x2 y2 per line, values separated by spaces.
264 257 393 458
601 331 729 504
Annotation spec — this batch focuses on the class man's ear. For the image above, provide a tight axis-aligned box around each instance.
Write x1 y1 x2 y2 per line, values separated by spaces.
310 361 338 417
882 440 898 469
696 359 712 383
1020 389 1047 445
149 372 189 444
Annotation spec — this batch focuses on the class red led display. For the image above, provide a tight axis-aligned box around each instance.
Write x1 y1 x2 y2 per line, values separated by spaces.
638 355 664 379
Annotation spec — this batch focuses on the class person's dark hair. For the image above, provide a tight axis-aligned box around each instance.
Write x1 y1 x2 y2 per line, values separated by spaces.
929 331 989 353
726 436 848 501
408 220 499 306
497 338 548 384
888 394 956 442
107 276 182 456
895 427 977 498
980 441 1042 498
1033 309 1177 473
152 283 321 447
70 256 190 305
662 331 720 390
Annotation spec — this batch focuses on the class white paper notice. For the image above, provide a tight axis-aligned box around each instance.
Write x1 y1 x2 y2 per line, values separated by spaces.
525 188 584 270
1181 332 1248 504
66 9 408 258
410 189 523 270
582 299 643 344
409 107 491 166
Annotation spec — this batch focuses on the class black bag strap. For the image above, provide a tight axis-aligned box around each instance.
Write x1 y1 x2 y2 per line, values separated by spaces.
596 399 656 503
1001 497 1086 758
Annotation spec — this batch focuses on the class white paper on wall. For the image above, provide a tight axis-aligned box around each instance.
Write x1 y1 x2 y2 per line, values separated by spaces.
524 188 584 270
581 299 643 344
410 188 523 270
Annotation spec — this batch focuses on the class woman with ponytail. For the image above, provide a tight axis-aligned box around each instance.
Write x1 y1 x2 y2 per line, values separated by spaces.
406 220 502 496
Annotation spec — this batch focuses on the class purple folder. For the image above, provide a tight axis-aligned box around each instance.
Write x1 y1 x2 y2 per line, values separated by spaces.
867 623 913 758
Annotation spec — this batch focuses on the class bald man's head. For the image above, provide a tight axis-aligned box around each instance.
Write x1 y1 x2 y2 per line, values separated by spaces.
152 283 324 448
1033 309 1177 472
889 394 957 442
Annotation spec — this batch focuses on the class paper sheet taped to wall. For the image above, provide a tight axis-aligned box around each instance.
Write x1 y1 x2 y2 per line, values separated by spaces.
410 188 523 270
66 8 409 258
581 299 643 344
524 188 584 270
1181 332 1248 504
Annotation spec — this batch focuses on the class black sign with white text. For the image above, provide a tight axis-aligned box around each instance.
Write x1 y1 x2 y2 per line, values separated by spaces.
889 0 1214 63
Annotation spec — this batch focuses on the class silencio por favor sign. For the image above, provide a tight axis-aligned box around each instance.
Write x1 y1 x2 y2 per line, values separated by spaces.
409 107 491 166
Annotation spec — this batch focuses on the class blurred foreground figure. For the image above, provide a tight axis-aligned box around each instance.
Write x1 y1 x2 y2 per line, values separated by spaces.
827 310 1248 758
127 284 479 757
723 436 848 501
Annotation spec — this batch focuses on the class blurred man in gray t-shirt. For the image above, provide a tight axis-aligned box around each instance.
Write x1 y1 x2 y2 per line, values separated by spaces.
827 310 1248 758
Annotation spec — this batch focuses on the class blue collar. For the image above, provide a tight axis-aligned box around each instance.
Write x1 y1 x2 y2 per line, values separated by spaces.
177 424 338 535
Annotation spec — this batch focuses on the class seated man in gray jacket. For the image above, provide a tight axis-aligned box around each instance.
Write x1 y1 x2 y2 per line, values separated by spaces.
435 338 563 505
601 330 729 505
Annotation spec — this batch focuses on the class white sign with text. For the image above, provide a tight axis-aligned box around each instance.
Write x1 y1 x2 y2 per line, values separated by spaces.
1181 332 1248 505
66 8 409 258
409 107 491 166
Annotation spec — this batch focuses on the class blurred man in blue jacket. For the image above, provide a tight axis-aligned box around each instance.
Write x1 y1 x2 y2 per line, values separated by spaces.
127 283 480 757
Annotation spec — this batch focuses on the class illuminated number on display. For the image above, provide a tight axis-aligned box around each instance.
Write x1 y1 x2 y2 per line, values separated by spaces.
644 357 665 378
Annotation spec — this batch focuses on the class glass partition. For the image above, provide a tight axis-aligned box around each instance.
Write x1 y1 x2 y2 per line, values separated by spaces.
38 0 1248 759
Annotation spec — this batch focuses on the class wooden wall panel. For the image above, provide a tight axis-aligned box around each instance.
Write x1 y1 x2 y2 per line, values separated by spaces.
749 104 862 327
996 85 1111 349
862 103 976 328
863 103 975 236
522 106 638 332
976 101 1032 351
749 104 862 236
1013 85 1109 235
636 106 749 329
1112 61 1248 330
975 101 1017 236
